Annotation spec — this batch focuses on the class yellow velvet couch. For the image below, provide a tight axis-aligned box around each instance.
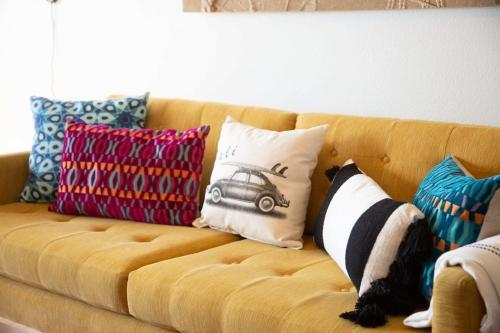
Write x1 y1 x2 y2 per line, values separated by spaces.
0 97 497 333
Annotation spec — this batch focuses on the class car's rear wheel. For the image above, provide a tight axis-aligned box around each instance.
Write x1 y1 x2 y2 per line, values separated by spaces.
211 187 222 204
256 195 275 213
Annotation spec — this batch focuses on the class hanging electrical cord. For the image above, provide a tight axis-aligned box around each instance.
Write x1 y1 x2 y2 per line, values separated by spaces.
48 0 57 98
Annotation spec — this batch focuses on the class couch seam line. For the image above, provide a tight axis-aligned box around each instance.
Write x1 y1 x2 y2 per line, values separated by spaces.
443 126 458 159
35 230 95 286
168 247 278 331
379 120 397 190
218 255 331 332
241 107 248 123
277 291 335 332
198 103 205 125
0 222 50 247
287 258 331 275
220 276 276 333
170 247 277 291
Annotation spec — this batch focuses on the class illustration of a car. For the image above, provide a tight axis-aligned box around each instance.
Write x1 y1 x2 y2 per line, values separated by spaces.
207 162 290 213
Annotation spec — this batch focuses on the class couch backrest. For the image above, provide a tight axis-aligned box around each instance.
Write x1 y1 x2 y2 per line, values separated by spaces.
142 98 297 206
133 97 500 235
296 114 500 234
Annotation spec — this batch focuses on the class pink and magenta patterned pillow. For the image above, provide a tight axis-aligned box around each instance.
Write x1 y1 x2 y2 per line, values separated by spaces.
50 122 210 225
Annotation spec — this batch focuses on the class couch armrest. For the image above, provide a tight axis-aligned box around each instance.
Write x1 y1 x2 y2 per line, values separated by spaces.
432 266 485 333
0 152 29 205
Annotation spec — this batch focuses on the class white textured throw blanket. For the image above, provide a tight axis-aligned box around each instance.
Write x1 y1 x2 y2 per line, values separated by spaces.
404 234 500 333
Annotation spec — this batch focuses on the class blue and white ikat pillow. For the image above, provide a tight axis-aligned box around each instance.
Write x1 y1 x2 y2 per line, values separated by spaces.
19 93 149 203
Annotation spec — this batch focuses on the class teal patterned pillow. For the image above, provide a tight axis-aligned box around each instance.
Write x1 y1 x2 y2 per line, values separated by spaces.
19 93 149 203
414 156 500 299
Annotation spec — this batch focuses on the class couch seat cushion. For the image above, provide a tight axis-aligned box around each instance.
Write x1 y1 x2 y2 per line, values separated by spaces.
0 203 238 314
128 237 424 333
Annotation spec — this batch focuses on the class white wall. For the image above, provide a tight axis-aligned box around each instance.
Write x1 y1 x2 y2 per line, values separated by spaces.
0 0 499 154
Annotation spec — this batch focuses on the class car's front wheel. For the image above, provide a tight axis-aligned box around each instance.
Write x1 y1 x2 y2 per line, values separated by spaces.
256 195 275 213
211 187 223 204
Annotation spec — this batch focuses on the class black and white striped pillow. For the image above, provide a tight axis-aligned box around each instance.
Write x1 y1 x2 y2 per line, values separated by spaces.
315 160 432 327
314 160 432 327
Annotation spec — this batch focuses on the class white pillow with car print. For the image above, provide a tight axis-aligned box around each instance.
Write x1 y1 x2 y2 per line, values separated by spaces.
195 117 328 249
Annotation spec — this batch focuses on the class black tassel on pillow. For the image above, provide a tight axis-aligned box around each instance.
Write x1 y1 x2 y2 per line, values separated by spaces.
325 166 340 182
340 219 433 327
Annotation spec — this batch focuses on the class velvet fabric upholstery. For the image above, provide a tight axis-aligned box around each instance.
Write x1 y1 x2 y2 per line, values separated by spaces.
0 203 238 314
128 237 418 333
295 115 500 234
0 152 29 205
0 97 497 333
0 275 176 333
432 266 486 333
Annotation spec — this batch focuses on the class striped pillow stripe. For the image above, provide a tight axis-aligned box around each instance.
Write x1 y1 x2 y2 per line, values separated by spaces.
314 162 361 250
346 198 405 293
315 160 424 294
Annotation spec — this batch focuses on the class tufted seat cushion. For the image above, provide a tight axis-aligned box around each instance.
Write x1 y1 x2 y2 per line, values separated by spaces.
0 203 238 314
128 237 425 333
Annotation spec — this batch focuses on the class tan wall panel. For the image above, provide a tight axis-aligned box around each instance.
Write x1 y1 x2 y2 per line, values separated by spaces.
184 0 499 12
